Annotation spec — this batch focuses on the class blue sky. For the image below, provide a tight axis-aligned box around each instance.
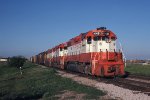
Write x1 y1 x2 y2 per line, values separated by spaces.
0 0 150 59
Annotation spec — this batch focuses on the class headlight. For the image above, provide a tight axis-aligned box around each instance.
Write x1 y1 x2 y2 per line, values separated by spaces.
93 32 99 35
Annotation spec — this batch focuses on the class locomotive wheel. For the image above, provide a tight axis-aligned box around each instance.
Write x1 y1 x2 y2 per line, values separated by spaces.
100 68 104 77
64 63 67 70
84 66 88 75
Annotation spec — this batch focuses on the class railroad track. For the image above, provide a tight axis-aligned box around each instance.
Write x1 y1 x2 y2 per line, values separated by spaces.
55 68 150 96
101 78 150 95
128 74 150 80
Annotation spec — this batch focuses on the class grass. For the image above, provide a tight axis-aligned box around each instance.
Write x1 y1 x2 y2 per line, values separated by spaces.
0 61 105 100
125 63 150 76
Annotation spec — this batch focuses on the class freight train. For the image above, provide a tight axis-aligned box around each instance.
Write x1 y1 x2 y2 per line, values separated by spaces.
31 27 125 77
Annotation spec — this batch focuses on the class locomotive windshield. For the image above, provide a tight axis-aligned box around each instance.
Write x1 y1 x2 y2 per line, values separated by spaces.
64 47 67 50
102 36 109 41
93 36 101 41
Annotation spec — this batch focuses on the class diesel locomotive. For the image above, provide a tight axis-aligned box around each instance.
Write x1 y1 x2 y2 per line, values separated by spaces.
31 27 125 77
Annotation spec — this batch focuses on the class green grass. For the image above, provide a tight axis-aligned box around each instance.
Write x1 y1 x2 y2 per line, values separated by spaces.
125 63 150 76
0 61 105 100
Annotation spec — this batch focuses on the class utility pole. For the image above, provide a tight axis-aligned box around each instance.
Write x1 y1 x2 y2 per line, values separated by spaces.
20 67 22 75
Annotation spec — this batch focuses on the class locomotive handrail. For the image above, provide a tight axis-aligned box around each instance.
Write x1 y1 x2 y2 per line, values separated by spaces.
119 42 126 67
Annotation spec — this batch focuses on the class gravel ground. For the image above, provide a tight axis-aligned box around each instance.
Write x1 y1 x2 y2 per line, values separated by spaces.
54 90 85 100
57 70 150 100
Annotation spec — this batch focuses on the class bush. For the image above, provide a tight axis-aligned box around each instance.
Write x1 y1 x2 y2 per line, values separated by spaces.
8 56 27 68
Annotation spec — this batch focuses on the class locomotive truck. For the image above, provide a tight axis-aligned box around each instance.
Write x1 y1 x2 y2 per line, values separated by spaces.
31 27 125 77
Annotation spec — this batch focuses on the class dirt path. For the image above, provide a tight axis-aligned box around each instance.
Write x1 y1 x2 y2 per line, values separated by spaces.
57 70 150 100
57 70 117 100
54 90 86 100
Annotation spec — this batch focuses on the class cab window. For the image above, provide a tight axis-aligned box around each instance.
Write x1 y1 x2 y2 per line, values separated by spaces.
87 36 92 44
60 47 62 51
94 36 101 41
111 37 116 41
64 47 67 50
102 36 109 41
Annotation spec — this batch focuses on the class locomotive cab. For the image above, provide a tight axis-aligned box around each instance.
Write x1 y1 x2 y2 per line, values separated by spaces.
92 31 117 53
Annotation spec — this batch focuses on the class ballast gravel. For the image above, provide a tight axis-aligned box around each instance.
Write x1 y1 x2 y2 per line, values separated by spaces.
57 70 150 100
95 82 149 100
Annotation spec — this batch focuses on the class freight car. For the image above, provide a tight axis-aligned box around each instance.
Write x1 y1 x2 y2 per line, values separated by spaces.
31 27 125 77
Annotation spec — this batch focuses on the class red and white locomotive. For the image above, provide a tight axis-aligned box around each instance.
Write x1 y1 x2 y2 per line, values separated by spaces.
31 27 125 77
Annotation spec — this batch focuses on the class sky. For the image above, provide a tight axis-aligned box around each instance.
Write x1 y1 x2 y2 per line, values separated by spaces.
0 0 150 59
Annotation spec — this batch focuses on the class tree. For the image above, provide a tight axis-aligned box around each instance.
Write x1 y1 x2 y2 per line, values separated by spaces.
8 56 27 68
